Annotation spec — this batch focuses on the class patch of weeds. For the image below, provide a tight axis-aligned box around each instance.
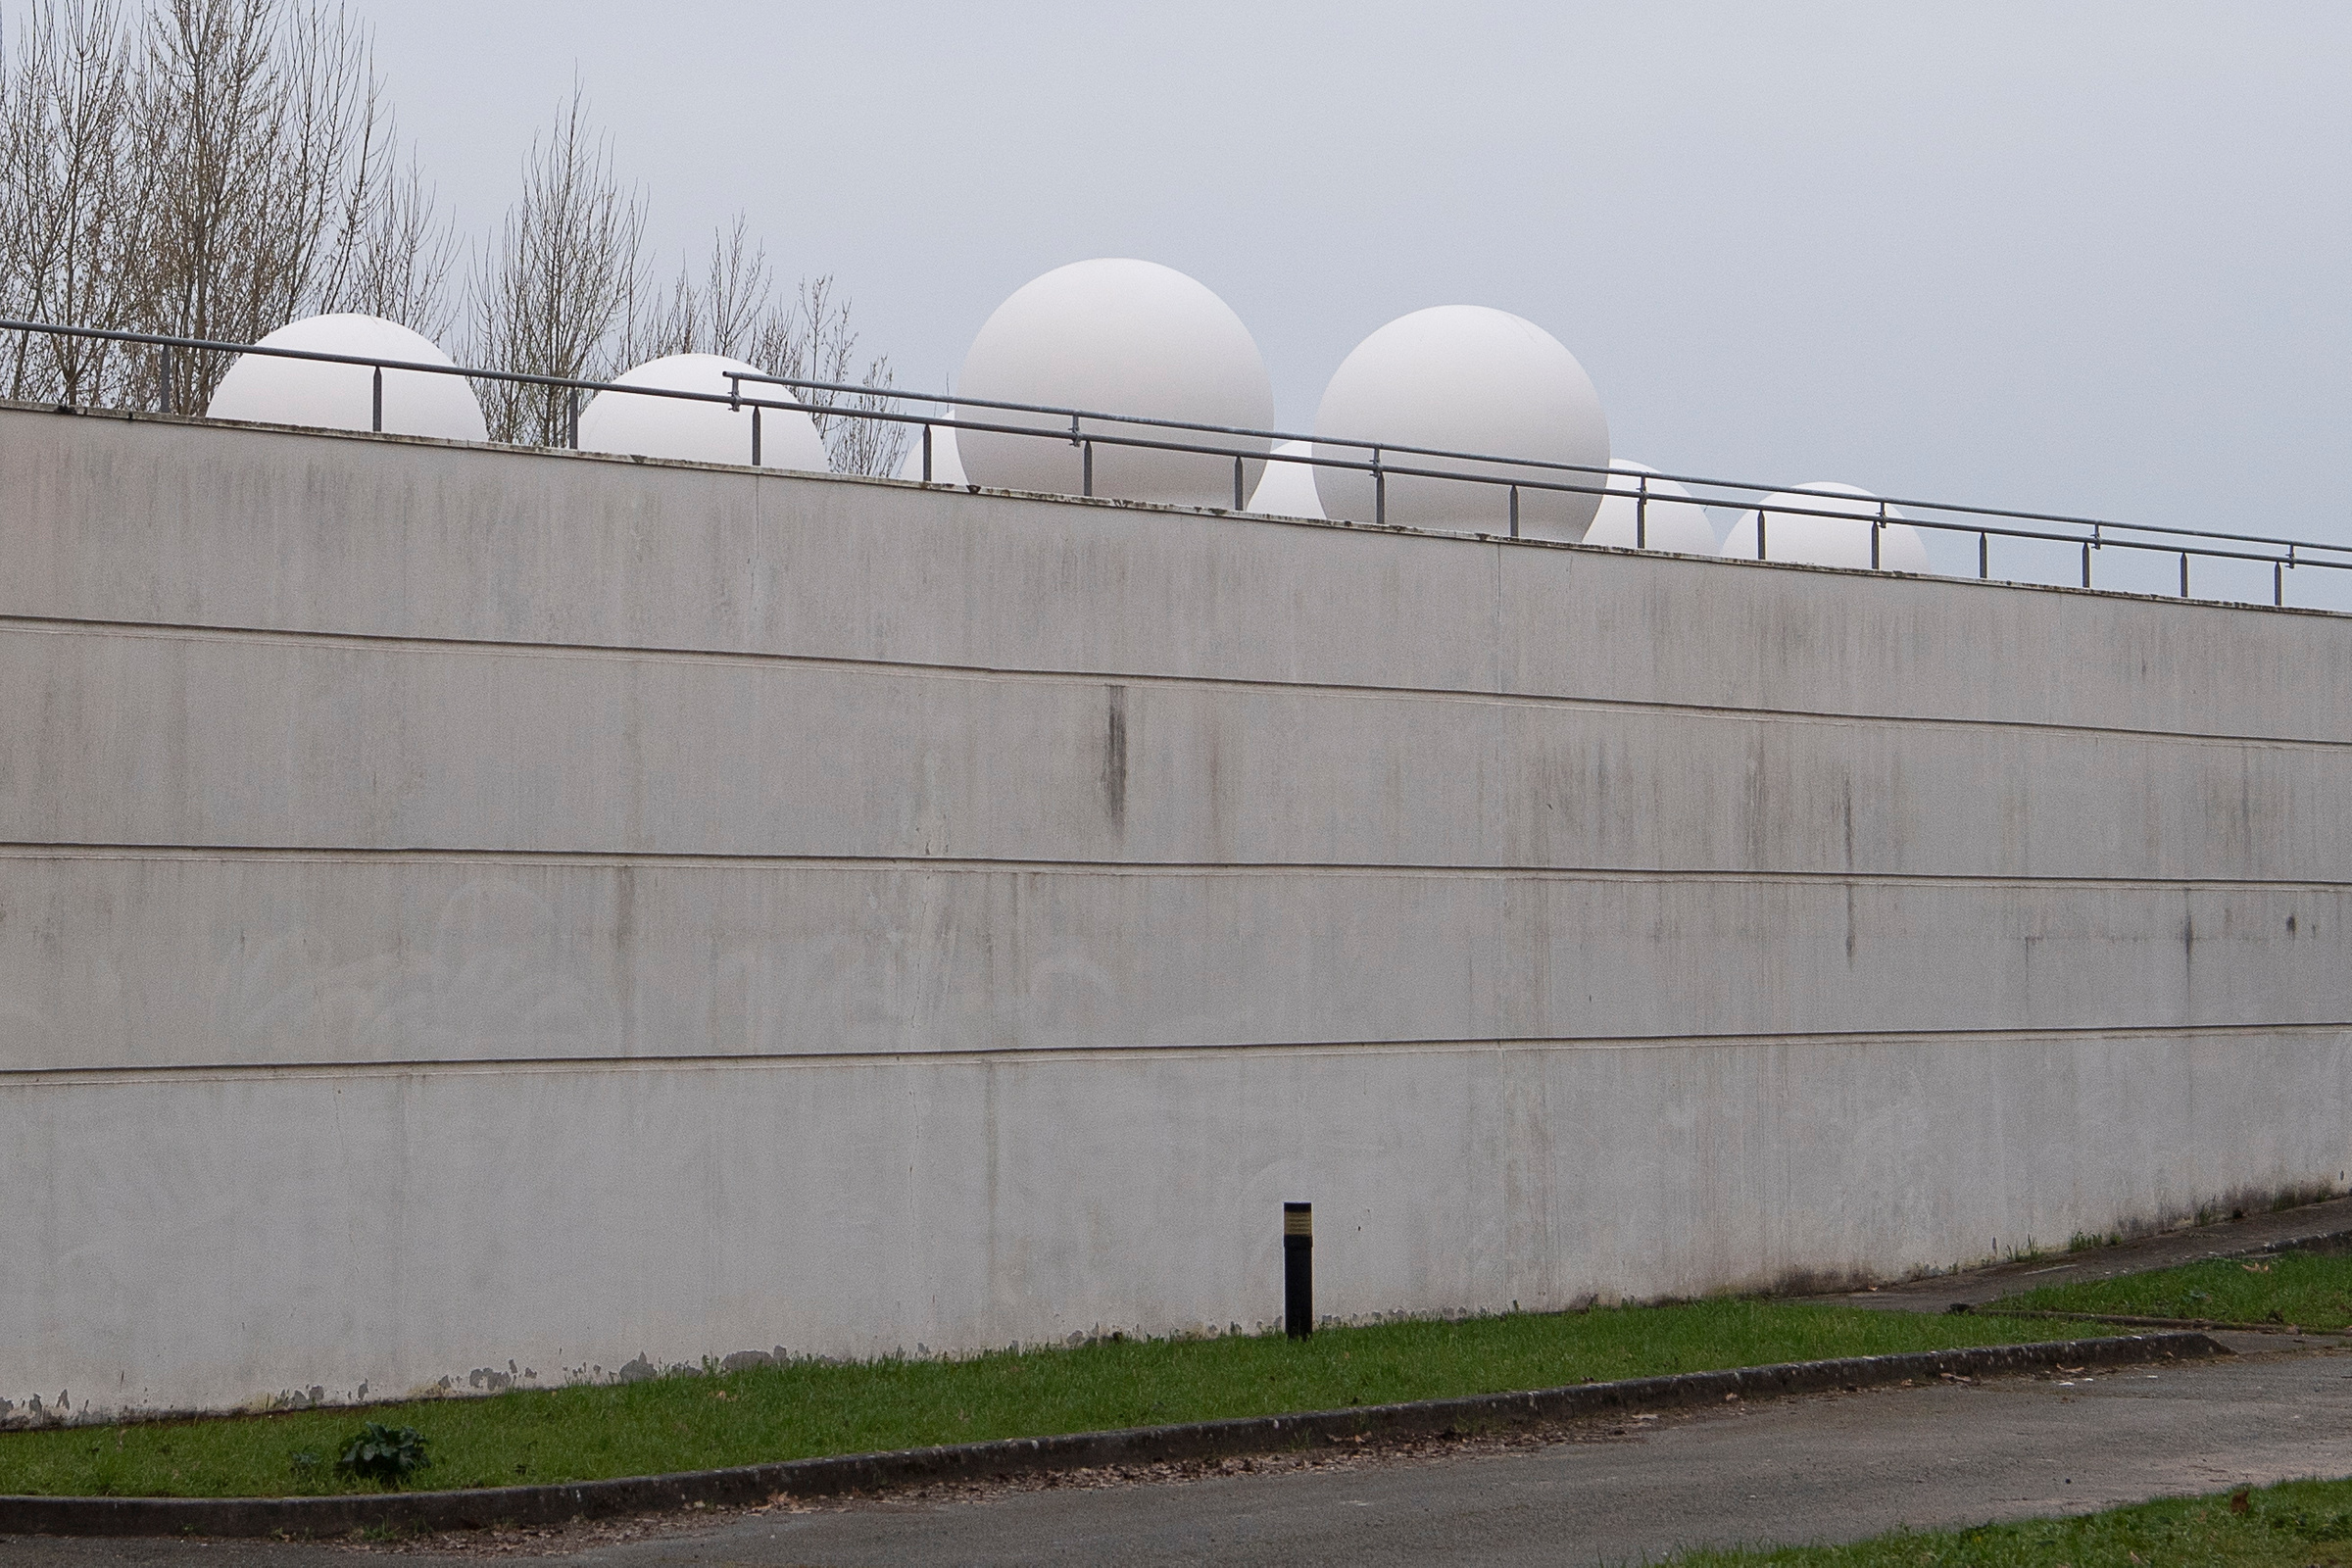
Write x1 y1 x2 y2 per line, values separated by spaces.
334 1423 430 1489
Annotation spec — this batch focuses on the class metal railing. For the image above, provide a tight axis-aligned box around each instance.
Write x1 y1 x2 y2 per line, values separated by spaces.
6 315 2347 609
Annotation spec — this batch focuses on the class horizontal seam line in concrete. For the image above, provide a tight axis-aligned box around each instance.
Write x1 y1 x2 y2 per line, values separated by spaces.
1 841 2345 892
9 1023 2345 1086
0 1333 2230 1539
1 610 2341 752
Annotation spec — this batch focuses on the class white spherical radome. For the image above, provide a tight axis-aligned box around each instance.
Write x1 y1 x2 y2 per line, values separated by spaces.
1718 482 1932 573
1582 461 1716 554
1245 439 1325 518
1312 306 1608 539
893 418 968 485
956 259 1274 508
206 314 486 442
575 353 827 472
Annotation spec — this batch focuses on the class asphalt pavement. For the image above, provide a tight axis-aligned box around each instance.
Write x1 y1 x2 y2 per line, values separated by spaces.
11 1344 2352 1567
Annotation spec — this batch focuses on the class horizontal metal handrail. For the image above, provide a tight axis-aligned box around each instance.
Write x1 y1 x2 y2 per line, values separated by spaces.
4 316 2346 600
720 367 2352 560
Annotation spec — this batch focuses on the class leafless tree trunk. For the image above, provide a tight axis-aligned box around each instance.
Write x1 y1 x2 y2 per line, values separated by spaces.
464 83 646 446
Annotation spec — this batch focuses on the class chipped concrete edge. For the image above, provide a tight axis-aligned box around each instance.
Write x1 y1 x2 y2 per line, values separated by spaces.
0 1332 2228 1540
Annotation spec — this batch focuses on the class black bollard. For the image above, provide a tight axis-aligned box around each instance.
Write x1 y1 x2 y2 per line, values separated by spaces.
1283 1202 1312 1339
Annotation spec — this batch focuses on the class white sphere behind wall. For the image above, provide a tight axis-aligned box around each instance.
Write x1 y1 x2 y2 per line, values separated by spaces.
1582 461 1716 554
1246 439 1325 518
1718 482 1932 572
955 259 1274 507
1312 306 1609 538
206 314 486 441
894 418 967 485
576 353 827 471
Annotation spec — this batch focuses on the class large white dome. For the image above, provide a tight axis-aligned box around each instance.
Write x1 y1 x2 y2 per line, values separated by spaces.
1312 306 1609 538
955 259 1274 508
206 314 486 441
1245 439 1325 518
576 353 826 471
1718 482 1932 572
1582 461 1716 554
894 417 967 485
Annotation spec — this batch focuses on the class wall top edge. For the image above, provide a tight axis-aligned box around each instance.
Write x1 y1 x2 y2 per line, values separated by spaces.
0 400 2328 618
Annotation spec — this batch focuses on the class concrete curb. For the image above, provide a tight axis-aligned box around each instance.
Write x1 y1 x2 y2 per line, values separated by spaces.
0 1332 2227 1540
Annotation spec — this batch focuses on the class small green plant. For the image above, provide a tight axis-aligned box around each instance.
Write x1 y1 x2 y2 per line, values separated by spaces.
332 1423 430 1489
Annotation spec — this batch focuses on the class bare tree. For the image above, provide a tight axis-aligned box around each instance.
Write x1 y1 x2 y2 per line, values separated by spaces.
641 213 766 362
0 0 151 403
465 83 646 446
757 274 906 477
1 1 902 459
137 0 451 407
640 218 906 476
0 0 453 409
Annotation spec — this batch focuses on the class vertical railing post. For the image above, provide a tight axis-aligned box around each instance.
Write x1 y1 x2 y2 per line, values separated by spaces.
1233 453 1245 511
1979 531 1988 579
2276 560 2285 607
1636 474 1648 550
566 388 580 450
1373 449 1385 527
1872 501 1885 569
370 365 383 432
1082 439 1094 497
922 421 934 482
2082 540 2092 589
2180 553 2190 599
751 405 762 466
159 344 173 414
1508 483 1520 538
1755 506 1767 561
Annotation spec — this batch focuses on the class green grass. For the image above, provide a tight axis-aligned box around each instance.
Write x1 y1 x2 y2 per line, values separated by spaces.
0 1300 2084 1499
1676 1476 2352 1568
1993 1249 2352 1330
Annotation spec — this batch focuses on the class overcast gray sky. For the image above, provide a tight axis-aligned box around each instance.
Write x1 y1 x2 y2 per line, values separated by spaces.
47 2 2352 579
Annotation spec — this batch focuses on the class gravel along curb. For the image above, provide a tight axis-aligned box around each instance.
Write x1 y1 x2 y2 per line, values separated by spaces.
0 1332 2227 1539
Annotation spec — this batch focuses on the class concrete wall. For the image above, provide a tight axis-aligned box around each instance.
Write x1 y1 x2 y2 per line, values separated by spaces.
5 403 2348 1421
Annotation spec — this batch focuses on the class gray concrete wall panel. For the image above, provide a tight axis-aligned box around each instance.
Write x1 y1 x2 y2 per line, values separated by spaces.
3 404 2348 1419
4 618 2345 882
0 858 2342 1070
8 409 2352 741
7 1029 2344 1421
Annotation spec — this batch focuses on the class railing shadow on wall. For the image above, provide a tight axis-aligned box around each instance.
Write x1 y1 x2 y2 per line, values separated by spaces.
6 315 2348 611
